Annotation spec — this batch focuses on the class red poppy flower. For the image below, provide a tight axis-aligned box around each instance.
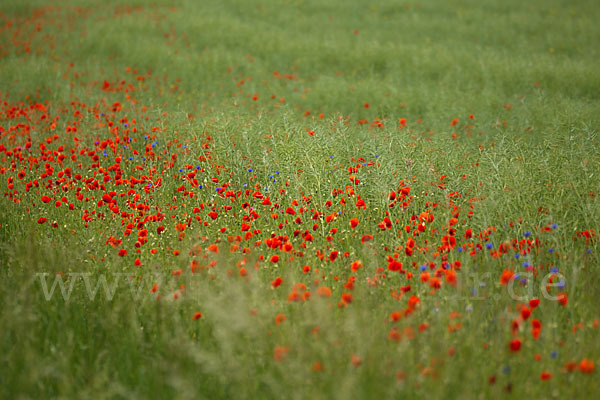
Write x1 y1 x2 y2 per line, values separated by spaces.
274 312 287 325
388 260 403 272
509 338 522 352
351 260 363 272
317 286 332 298
271 277 282 288
520 305 531 320
329 250 338 262
341 293 353 304
529 298 540 308
557 293 568 306
579 358 595 373
540 371 552 380
500 269 514 285
273 346 289 362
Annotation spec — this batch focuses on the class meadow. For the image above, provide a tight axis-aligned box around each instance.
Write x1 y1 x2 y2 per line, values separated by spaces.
0 0 599 398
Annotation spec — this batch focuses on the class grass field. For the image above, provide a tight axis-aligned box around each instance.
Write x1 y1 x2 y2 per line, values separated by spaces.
1 0 599 398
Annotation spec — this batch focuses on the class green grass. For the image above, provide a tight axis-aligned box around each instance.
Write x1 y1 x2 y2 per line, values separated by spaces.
1 0 599 398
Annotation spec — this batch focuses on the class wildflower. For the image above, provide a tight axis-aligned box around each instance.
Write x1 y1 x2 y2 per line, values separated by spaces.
579 358 595 373
540 371 552 380
271 277 283 288
351 260 363 272
317 286 332 298
275 313 287 325
329 250 338 262
529 298 540 308
361 234 373 244
509 338 522 352
341 293 353 304
273 346 289 362
557 292 568 306
500 269 514 285
351 354 362 367
388 259 402 272
521 305 531 320
407 295 420 310
390 311 402 322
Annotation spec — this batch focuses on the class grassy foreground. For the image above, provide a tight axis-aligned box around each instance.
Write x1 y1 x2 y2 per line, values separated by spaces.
1 0 599 398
